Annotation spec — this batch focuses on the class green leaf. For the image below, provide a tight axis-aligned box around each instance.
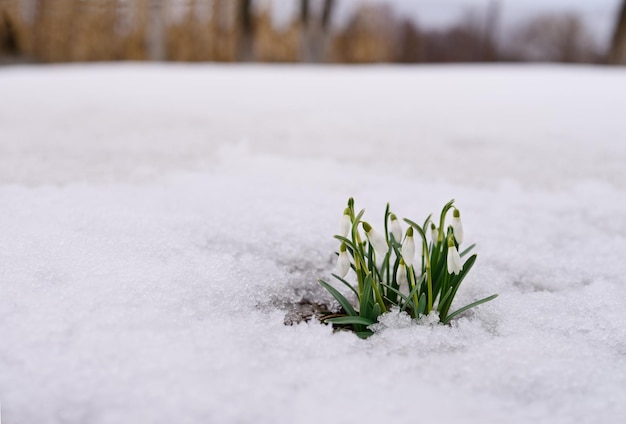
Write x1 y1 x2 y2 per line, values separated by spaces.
331 273 360 299
384 202 391 243
356 330 374 339
390 240 403 260
439 254 477 319
437 199 456 244
371 303 382 322
459 243 476 258
360 275 373 317
403 273 425 314
352 209 366 234
416 293 427 315
369 276 388 315
327 316 375 326
318 279 357 316
442 294 498 324
422 213 433 233
449 253 477 292
381 283 410 305
334 235 357 251
438 287 454 312
402 218 427 243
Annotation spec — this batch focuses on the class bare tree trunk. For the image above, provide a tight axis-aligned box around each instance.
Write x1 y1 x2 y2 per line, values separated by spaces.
300 0 334 62
609 0 626 64
147 0 164 61
481 0 500 61
321 0 334 30
0 0 19 56
239 0 253 61
300 0 309 26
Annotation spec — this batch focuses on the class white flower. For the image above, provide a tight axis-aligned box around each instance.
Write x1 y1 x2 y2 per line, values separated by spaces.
339 208 351 237
389 213 402 242
430 223 438 245
451 209 464 245
446 238 463 275
401 227 415 267
396 259 409 295
336 243 351 278
362 222 388 256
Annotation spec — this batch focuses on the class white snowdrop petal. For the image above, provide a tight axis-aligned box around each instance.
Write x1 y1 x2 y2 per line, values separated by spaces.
447 246 463 275
336 250 351 278
452 216 464 245
390 219 402 242
367 229 389 256
431 226 438 245
339 214 351 237
396 264 409 295
401 236 415 267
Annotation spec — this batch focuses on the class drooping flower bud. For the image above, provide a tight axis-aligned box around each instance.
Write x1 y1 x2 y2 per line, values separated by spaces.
339 207 351 237
396 258 409 295
362 221 388 256
451 208 464 245
401 226 415 267
430 223 438 245
446 237 463 275
336 243 351 278
389 213 402 242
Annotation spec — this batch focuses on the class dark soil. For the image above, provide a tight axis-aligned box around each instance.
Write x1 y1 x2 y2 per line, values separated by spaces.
283 300 332 325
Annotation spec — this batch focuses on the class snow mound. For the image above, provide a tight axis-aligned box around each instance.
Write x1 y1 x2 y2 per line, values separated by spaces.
1 64 625 423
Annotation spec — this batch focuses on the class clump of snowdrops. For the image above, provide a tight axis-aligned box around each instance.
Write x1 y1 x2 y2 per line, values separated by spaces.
319 198 497 339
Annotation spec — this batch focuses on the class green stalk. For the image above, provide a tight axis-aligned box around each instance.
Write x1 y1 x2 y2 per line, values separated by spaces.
380 251 391 299
352 214 365 295
383 204 391 288
371 276 388 314
437 199 455 244
425 243 433 314
439 268 450 313
407 265 419 318
402 218 433 314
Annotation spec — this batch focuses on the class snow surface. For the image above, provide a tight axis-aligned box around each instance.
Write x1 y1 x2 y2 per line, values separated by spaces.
1 64 626 423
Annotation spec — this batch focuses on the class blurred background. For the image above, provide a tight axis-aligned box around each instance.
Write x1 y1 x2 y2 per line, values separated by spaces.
1 0 626 65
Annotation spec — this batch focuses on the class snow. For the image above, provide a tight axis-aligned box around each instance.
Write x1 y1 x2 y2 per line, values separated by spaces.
1 64 626 423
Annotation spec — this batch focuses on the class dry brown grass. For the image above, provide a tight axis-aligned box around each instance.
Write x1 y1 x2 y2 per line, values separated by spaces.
3 0 603 65
331 4 395 63
0 0 392 62
1 0 31 58
253 9 301 62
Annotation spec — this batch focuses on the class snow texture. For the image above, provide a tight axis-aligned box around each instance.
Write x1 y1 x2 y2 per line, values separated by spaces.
1 64 626 423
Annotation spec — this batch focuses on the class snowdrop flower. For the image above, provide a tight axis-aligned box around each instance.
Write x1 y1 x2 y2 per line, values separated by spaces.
451 208 464 245
389 213 402 242
362 222 388 256
401 227 416 267
336 243 351 278
396 259 409 295
446 237 463 275
339 208 351 237
430 223 438 245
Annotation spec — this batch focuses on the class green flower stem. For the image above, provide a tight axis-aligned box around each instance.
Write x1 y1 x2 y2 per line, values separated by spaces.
351 209 366 294
425 252 433 314
371 275 388 314
407 265 419 318
383 204 392 290
383 203 390 244
439 268 450 313
402 218 433 313
385 252 391 289
437 199 455 244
